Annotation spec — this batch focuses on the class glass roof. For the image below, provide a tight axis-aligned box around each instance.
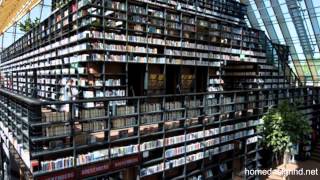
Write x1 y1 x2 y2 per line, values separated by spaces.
243 0 320 86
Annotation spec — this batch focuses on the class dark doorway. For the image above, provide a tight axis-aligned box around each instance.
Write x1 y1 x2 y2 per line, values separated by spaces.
128 64 146 96
166 65 180 94
196 66 208 92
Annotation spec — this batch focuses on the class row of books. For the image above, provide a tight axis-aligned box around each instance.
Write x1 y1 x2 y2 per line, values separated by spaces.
209 78 224 85
140 114 161 125
129 4 147 14
165 131 238 159
140 124 159 135
205 107 219 115
77 149 109 165
41 143 139 171
185 100 202 108
81 121 106 132
221 105 234 112
140 143 234 176
259 64 278 70
1 53 224 75
164 101 182 110
40 156 74 172
207 86 224 94
222 97 233 104
82 90 126 99
235 129 255 139
80 108 106 119
235 104 245 111
165 145 186 158
185 118 199 126
111 117 137 129
259 72 278 76
2 35 264 69
106 1 126 11
45 125 71 137
40 99 265 125
164 111 184 121
110 144 139 158
140 103 161 113
160 124 253 147
42 109 69 122
224 71 257 76
165 121 180 130
186 110 201 118
236 96 246 103
206 98 218 105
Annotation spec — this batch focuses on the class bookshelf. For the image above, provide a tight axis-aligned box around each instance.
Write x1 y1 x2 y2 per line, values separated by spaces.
1 86 319 179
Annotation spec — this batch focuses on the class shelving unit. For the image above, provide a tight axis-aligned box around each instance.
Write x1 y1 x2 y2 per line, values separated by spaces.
0 0 266 99
0 87 319 180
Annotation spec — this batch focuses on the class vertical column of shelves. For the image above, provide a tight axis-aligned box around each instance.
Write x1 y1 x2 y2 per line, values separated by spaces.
31 104 74 174
127 1 148 63
0 95 36 172
183 96 202 178
165 8 180 66
75 98 110 167
109 99 140 176
244 135 261 180
109 99 138 141
139 97 164 178
162 96 184 178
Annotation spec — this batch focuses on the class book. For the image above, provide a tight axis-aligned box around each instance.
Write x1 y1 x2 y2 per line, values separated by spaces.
40 156 74 172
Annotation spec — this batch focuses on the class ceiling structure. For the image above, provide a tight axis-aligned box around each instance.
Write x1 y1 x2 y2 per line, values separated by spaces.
242 0 320 86
0 0 41 34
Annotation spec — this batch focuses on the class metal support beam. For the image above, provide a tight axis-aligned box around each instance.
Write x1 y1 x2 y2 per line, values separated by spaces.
286 0 316 82
270 0 303 79
241 0 261 30
254 0 280 44
304 0 320 55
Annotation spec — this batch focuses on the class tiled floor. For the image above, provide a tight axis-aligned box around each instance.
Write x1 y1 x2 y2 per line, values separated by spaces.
262 160 320 180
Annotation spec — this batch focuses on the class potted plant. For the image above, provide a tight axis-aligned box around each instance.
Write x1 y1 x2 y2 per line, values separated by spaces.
258 100 311 167
19 17 40 33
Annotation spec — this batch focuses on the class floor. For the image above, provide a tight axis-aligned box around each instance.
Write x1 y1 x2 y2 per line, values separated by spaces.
262 160 320 180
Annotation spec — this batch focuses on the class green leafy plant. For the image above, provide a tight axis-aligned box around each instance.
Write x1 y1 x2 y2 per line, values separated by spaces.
18 17 40 33
258 100 311 166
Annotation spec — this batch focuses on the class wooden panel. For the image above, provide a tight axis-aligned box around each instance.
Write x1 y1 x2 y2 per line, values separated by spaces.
0 0 41 34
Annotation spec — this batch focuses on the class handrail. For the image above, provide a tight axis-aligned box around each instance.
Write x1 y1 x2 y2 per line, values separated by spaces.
0 88 42 106
0 86 313 106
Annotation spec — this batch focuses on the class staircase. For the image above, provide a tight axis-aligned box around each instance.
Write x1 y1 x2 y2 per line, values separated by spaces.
311 142 320 161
